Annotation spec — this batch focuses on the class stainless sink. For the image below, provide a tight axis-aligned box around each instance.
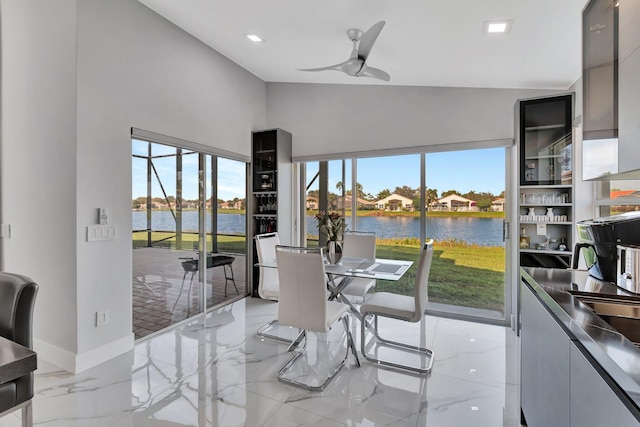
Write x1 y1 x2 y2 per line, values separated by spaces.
570 292 640 345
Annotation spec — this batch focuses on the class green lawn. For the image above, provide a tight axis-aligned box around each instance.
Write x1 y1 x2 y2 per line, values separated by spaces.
132 231 505 313
374 241 505 314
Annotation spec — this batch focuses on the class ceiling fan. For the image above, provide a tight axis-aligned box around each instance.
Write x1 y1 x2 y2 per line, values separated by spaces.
300 21 390 82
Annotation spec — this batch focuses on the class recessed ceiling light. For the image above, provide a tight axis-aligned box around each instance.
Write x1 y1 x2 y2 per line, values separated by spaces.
488 23 507 32
483 20 513 34
246 34 264 43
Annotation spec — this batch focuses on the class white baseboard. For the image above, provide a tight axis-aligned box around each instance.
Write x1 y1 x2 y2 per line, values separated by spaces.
34 333 134 374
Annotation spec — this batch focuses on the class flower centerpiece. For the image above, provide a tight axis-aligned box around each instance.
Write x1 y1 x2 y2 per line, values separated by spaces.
315 211 345 264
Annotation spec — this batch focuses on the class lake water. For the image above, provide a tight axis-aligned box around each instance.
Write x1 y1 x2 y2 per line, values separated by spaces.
133 211 504 246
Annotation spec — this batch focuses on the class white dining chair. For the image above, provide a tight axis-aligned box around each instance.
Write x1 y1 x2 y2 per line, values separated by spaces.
360 239 435 374
275 245 360 391
341 231 377 303
254 232 292 343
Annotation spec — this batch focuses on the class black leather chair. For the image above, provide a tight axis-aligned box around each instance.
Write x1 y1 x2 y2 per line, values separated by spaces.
0 273 38 426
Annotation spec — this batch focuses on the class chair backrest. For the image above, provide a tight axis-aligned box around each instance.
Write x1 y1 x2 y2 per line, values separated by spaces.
275 246 330 332
0 272 38 348
343 231 376 259
0 272 38 406
255 232 280 300
410 239 434 322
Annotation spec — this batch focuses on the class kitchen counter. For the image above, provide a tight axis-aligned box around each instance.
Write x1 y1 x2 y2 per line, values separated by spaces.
521 267 640 413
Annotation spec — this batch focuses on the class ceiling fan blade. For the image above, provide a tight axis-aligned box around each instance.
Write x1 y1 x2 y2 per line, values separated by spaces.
299 58 364 76
357 65 390 81
299 61 348 73
357 20 385 62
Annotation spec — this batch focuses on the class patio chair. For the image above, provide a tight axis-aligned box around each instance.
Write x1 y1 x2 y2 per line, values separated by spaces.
275 245 360 391
360 239 434 374
341 231 377 303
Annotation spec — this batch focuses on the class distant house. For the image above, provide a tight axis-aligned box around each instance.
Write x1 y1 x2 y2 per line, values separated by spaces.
306 195 318 210
432 194 478 212
611 190 639 199
611 190 640 212
375 194 414 211
219 199 242 210
331 195 376 210
491 198 505 212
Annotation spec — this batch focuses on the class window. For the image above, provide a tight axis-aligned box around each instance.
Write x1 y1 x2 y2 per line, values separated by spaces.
301 145 508 324
595 179 640 217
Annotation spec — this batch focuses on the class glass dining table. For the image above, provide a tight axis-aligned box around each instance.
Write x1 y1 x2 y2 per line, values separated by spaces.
257 255 413 321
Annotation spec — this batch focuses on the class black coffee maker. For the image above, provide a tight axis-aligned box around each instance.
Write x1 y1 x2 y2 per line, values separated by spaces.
572 211 640 283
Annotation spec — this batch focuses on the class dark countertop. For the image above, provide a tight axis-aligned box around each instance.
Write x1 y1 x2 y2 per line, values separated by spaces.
0 336 37 384
521 267 640 409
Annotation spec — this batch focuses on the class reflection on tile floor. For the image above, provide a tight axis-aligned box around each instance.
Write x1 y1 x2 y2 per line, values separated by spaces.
133 247 247 338
0 297 522 426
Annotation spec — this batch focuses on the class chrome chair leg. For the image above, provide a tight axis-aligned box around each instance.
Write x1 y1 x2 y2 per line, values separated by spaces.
361 313 434 375
22 402 32 427
342 315 360 367
287 329 306 352
277 314 358 391
256 319 305 350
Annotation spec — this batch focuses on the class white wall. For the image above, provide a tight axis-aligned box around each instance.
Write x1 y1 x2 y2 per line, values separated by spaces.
266 83 560 157
1 0 267 372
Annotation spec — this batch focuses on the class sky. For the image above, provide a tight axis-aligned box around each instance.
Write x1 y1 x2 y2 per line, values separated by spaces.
132 140 247 201
132 141 506 201
309 148 506 198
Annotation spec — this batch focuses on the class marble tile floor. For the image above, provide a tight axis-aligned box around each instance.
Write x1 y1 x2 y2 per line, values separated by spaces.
0 297 522 427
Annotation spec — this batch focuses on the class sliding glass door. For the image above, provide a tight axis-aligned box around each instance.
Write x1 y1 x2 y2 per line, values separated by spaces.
132 139 247 339
425 148 506 321
301 146 507 324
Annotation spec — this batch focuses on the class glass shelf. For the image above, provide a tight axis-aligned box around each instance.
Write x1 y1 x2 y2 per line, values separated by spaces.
520 249 572 256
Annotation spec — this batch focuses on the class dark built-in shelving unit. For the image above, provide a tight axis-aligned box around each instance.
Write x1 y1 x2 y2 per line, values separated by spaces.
250 129 292 297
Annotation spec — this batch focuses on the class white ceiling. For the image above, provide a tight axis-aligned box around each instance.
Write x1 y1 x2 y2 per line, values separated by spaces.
138 0 589 90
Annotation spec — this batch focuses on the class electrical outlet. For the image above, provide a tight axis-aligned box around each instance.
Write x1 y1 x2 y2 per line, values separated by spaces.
0 224 11 239
96 310 110 327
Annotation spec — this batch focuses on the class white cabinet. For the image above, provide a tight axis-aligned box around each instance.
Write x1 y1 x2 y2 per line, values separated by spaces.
521 277 640 427
619 0 640 64
618 43 640 174
617 0 640 175
570 343 640 427
520 282 571 427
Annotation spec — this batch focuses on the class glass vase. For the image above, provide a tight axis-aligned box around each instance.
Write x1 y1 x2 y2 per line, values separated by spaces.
326 240 343 265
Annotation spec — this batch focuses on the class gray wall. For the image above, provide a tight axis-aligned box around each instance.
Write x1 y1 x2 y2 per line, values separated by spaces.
266 83 560 157
1 0 266 372
1 0 79 356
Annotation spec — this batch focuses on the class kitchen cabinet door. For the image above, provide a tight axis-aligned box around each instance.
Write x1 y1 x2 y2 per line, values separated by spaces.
619 0 640 64
570 342 640 427
521 282 571 427
618 46 640 174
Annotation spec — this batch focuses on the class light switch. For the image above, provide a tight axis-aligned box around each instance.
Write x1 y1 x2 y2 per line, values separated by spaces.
87 225 115 241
